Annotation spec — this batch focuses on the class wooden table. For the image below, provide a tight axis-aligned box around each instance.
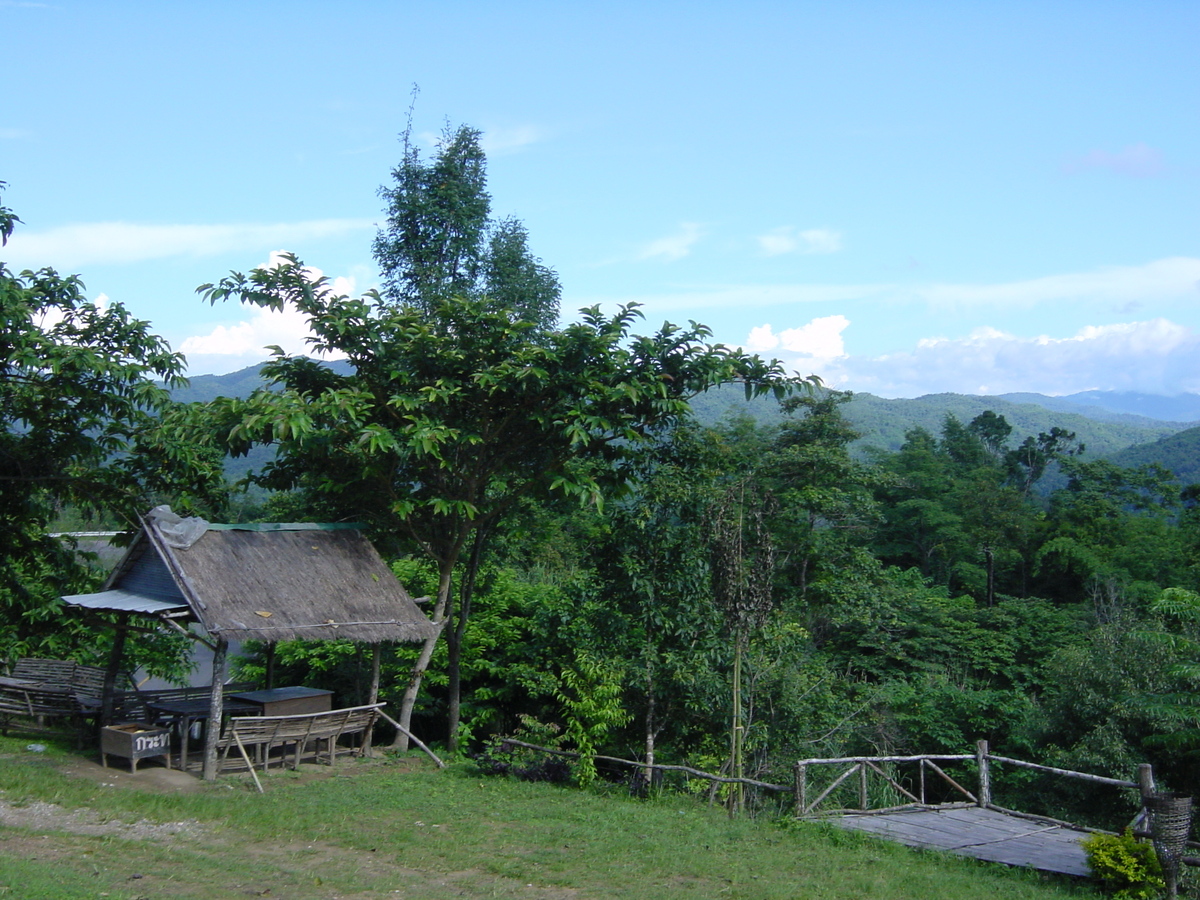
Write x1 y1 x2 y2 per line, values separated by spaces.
146 697 258 769
228 687 333 717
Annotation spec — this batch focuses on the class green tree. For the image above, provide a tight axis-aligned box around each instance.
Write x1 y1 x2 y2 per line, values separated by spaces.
0 183 219 663
1036 459 1182 603
1005 426 1084 498
373 122 560 330
589 423 727 776
710 481 777 814
760 391 885 602
195 257 803 750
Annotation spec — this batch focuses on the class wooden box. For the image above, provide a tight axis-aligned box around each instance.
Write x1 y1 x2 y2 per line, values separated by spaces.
100 722 171 772
228 687 333 717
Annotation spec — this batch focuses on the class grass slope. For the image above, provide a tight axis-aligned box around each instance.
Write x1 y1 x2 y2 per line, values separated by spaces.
0 733 1099 900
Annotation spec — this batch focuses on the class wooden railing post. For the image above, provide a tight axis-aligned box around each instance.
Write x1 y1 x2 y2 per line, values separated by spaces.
976 740 991 808
1139 763 1156 801
859 761 868 810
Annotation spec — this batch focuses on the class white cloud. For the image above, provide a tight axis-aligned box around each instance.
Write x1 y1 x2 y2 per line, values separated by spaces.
916 257 1200 311
828 318 1200 398
744 316 849 361
1066 142 1167 178
481 125 545 155
757 226 843 256
179 253 350 374
3 219 373 269
576 258 1200 324
638 223 704 262
569 283 883 324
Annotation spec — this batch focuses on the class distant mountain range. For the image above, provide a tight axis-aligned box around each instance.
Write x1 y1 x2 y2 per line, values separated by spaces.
996 391 1200 426
173 364 1200 485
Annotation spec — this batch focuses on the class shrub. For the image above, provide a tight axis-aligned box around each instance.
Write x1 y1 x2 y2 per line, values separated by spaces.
1082 828 1165 900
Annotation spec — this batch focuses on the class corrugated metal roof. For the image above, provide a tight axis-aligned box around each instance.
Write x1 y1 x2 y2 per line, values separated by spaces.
61 589 190 615
206 522 364 532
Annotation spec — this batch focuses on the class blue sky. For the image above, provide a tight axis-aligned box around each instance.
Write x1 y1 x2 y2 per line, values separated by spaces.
3 1 1197 397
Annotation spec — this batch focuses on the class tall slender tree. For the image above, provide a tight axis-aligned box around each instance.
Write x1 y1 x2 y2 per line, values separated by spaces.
373 121 560 330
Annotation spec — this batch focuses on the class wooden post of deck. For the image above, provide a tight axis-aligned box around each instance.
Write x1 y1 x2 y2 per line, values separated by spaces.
859 761 868 810
976 740 991 808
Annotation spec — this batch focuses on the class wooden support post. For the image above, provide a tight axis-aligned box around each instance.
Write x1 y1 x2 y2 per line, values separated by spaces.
203 637 228 782
859 761 868 810
919 759 926 805
976 740 991 808
102 621 129 724
795 762 807 817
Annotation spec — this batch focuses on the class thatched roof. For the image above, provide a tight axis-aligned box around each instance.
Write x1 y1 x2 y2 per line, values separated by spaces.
65 517 437 644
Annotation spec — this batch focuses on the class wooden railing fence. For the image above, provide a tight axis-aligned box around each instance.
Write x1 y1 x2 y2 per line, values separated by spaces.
499 737 1181 842
794 740 1154 831
793 752 977 816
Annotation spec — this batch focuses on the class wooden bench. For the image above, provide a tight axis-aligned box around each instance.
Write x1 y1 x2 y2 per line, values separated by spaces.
0 659 119 741
11 658 81 685
219 703 384 792
8 657 120 702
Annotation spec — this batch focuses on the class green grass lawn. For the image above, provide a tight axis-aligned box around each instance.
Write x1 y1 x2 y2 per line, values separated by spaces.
0 732 1101 900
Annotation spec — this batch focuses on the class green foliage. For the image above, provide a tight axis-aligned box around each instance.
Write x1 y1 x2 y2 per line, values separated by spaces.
0 183 220 670
554 651 631 786
1082 829 1164 899
1037 459 1184 600
760 391 887 602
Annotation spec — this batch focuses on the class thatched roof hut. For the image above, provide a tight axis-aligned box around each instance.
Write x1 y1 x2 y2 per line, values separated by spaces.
64 512 436 644
62 508 437 779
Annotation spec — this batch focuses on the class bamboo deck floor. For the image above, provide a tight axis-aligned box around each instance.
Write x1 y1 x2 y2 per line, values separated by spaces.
823 805 1091 877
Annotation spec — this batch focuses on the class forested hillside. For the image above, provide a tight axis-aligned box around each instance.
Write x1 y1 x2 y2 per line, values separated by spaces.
1110 425 1200 484
686 382 1187 457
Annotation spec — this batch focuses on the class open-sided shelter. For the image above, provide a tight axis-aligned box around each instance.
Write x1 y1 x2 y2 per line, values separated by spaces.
61 506 437 778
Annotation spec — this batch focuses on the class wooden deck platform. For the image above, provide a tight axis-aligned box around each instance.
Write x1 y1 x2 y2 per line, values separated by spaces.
824 805 1091 876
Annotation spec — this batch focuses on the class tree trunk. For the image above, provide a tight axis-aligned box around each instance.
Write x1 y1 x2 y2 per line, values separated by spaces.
447 526 488 753
730 636 745 816
102 621 128 723
392 563 452 750
203 637 228 782
644 656 656 783
362 643 382 755
984 546 995 607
